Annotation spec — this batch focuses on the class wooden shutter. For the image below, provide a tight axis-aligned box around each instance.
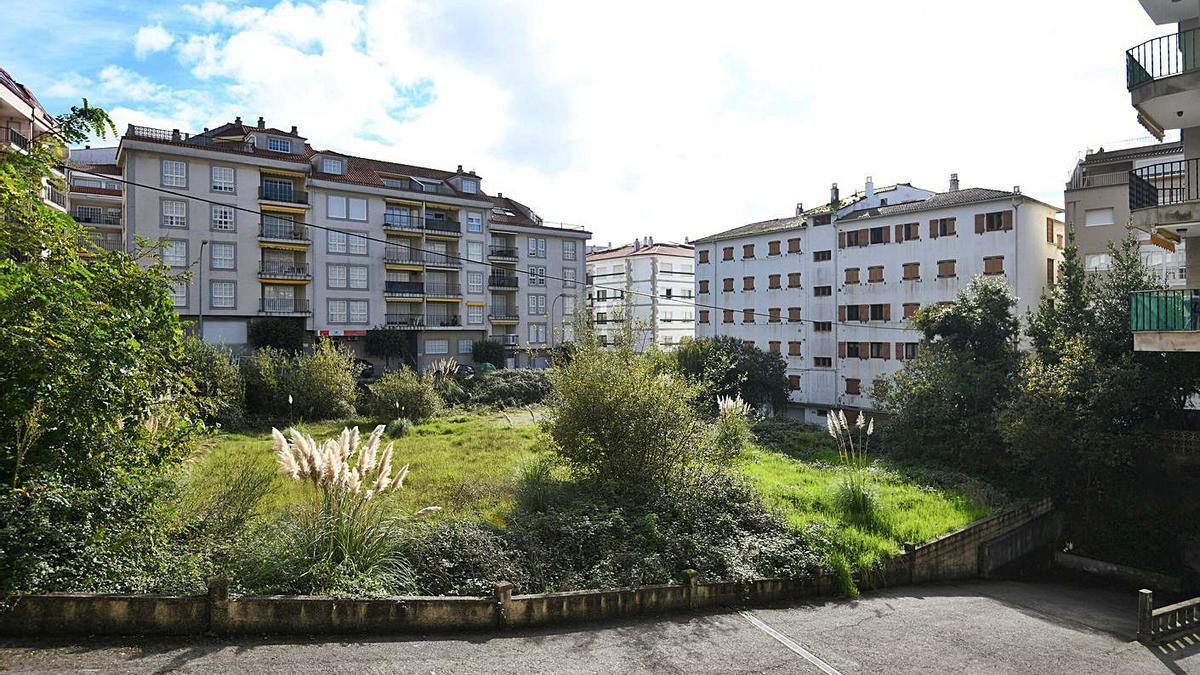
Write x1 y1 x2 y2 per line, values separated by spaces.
946 217 956 235
788 238 801 253
882 227 891 243
699 310 709 324
858 342 869 359
1002 210 1014 230
838 342 846 358
929 219 938 239
699 280 709 293
1046 217 1054 243
883 304 891 321
699 250 709 263
859 304 869 322
789 341 801 356
838 305 847 322
895 342 905 360
769 240 780 255
882 342 891 360
895 224 904 242
838 232 846 248
743 309 754 323
975 213 985 234
859 229 869 247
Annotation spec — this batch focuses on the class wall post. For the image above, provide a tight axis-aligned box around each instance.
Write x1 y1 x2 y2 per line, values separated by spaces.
206 574 230 636
1138 589 1155 644
904 542 918 584
494 581 514 629
683 569 698 610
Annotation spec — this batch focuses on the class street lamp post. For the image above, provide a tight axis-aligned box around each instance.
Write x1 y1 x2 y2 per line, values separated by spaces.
196 239 209 340
549 292 571 350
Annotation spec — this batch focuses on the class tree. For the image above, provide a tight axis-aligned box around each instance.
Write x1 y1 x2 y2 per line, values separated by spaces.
183 336 246 429
874 277 1020 475
673 336 789 413
247 317 307 353
471 339 506 369
1026 230 1093 364
364 327 413 371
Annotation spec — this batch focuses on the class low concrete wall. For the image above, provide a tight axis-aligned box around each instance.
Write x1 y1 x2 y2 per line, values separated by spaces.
1055 551 1184 593
0 499 1058 637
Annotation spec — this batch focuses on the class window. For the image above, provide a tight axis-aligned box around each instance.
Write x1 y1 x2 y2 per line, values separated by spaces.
903 303 920 319
328 300 349 324
699 310 710 324
75 205 102 222
168 283 187 307
327 195 368 221
348 265 368 289
722 278 734 292
869 226 887 244
768 241 781 256
528 294 546 315
328 264 348 288
899 222 920 241
788 341 802 356
468 305 484 324
467 271 484 294
563 295 577 315
814 357 832 367
937 259 956 278
162 199 187 228
699 250 710 264
211 166 234 192
163 240 187 267
162 160 186 187
813 250 832 262
869 304 889 321
327 230 347 254
768 274 781 289
528 237 546 258
903 343 919 360
788 238 802 253
699 280 710 294
349 300 368 324
461 179 478 194
814 286 831 297
349 198 367 221
930 217 956 238
743 340 756 349
266 137 292 153
769 341 781 354
846 379 861 395
327 194 346 219
743 309 755 323
563 240 577 261
814 321 832 332
846 305 862 321
458 339 474 355
466 212 483 232
211 242 235 270
722 247 734 261
788 272 801 288
722 310 734 324
902 262 920 280
211 204 235 231
769 308 781 323
788 307 801 322
210 281 236 309
845 267 860 284
348 233 368 255
321 158 344 174
1085 208 1114 227
467 241 484 262
1084 253 1111 271
529 323 547 344
529 265 547 286
845 342 861 358
743 244 755 259
845 230 862 247
980 211 1011 232
563 268 577 288
788 375 801 391
425 339 449 355
983 256 1005 276
1045 217 1056 243
743 276 755 291
869 342 885 359
868 266 884 283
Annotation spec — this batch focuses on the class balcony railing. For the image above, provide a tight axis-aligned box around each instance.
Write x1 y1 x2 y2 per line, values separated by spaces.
259 298 311 314
384 245 423 264
5 127 29 150
260 222 309 241
385 313 425 328
489 307 519 321
258 185 307 204
424 283 461 297
424 219 461 234
423 253 461 267
382 177 458 196
259 261 310 279
426 314 462 327
383 213 422 231
43 185 66 208
385 280 425 296
488 245 519 259
490 334 518 347
1127 28 1200 90
488 275 519 289
1129 159 1200 211
1131 289 1200 332
76 213 123 226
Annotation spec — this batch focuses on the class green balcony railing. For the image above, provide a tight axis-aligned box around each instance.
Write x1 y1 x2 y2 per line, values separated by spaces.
1130 289 1200 332
1127 28 1200 90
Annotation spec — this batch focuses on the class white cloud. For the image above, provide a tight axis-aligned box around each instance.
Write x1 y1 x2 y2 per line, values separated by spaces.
44 71 92 99
105 0 1164 244
133 24 174 58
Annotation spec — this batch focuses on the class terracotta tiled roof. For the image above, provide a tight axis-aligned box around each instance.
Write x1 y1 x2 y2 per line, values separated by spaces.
586 242 693 262
489 195 540 226
837 187 1031 221
0 67 49 121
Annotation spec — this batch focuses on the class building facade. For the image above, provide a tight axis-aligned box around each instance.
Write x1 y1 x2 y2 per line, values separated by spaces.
1 67 67 213
67 146 124 252
116 118 588 370
694 176 1063 423
586 240 695 351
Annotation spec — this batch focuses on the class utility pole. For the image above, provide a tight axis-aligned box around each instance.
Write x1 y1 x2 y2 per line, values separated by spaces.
196 239 209 340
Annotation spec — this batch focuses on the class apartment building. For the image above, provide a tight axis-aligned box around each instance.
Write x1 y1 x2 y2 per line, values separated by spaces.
694 176 1063 422
0 67 67 212
586 239 695 351
67 146 124 252
116 117 589 370
1123 1 1200 351
1064 140 1185 283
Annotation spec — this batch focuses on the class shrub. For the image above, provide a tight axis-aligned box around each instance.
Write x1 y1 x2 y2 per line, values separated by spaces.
428 358 468 405
673 336 789 414
364 328 413 371
472 339 506 369
182 336 245 429
247 317 306 353
401 520 527 595
241 346 291 419
366 368 442 422
386 417 414 438
710 395 752 464
832 478 883 531
241 340 361 421
471 369 553 408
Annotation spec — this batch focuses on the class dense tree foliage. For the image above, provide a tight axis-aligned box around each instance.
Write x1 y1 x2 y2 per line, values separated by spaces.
247 317 307 354
673 336 789 413
364 327 413 371
471 339 506 369
241 340 362 421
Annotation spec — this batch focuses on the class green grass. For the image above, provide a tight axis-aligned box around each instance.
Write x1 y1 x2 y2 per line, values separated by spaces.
737 426 996 569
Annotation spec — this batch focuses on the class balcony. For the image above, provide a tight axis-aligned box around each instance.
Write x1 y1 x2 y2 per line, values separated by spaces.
424 283 461 297
1126 28 1200 136
383 213 422 233
489 307 519 322
490 334 519 347
4 126 29 151
385 280 425 297
385 312 425 329
426 314 462 328
259 298 311 315
488 275 519 290
488 245 519 261
1131 289 1200 351
423 252 461 267
259 261 310 280
1128 158 1200 231
258 185 308 204
384 245 424 265
76 212 123 226
43 185 66 209
259 222 309 242
424 219 461 235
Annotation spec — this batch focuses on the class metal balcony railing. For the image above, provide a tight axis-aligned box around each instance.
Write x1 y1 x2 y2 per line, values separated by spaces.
426 314 462 327
1131 289 1200 332
384 245 423 264
1129 159 1200 211
488 275 519 289
258 185 307 204
424 283 461 297
383 213 422 231
6 126 29 150
259 298 311 314
1127 28 1200 90
489 307 519 321
385 280 424 295
488 245 519 259
424 253 461 266
424 219 461 234
259 222 309 241
43 186 66 208
490 334 518 347
385 313 425 328
259 261 310 278
75 213 123 226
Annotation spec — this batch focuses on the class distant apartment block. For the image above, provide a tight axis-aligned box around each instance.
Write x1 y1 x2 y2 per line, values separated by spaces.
67 146 123 252
586 239 695 350
0 67 67 213
694 176 1063 422
114 117 589 370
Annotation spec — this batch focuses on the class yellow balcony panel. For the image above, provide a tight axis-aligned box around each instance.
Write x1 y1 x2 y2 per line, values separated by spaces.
426 296 462 303
385 263 423 272
259 241 310 252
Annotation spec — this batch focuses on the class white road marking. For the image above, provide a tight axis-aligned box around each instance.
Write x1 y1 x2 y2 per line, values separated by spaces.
739 610 843 675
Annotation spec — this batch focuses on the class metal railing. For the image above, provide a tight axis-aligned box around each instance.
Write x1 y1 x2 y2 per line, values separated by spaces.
1130 289 1200 332
259 261 310 278
383 213 422 231
1127 28 1200 90
489 307 519 321
259 222 309 240
76 213 123 226
424 219 461 234
488 245 519 258
6 126 29 150
424 283 461 296
490 334 518 346
259 298 311 314
1129 159 1199 210
258 185 307 204
488 275 519 289
384 245 423 264
1066 171 1129 190
426 314 462 327
423 253 461 266
381 177 459 196
43 186 66 208
385 280 425 295
385 313 425 328
126 124 179 142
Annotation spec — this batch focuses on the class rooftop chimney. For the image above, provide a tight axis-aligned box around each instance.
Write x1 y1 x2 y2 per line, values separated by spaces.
1013 185 1021 195
290 125 298 135
497 192 503 198
634 238 642 250
469 170 476 176
865 176 875 199
949 173 959 192
203 127 209 133
795 202 804 216
84 144 90 149
648 236 654 245
830 182 840 206
257 116 265 129
234 115 242 125
457 164 463 173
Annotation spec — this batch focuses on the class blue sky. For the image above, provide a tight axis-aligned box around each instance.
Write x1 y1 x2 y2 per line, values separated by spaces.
0 1 1171 244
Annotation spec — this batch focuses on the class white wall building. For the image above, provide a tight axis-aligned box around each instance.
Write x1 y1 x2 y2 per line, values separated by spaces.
694 176 1064 423
586 240 695 350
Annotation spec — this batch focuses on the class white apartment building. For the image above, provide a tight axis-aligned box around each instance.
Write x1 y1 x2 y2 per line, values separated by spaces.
694 176 1064 423
586 239 695 350
116 117 589 371
0 67 67 213
67 146 124 252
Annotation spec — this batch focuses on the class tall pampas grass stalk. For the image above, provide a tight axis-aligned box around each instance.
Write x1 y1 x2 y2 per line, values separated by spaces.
827 409 881 528
826 409 873 469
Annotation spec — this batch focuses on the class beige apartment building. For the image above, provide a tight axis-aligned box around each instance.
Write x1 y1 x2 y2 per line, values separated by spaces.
0 67 67 213
116 118 589 370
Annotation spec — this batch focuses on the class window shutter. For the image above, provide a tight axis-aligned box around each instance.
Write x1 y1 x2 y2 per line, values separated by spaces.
975 213 985 234
946 217 956 235
882 342 891 360
858 341 869 359
895 224 904 242
883 304 891 321
895 342 905 361
882 227 891 243
1002 210 1014 230
838 342 846 358
1045 217 1053 243
859 304 869 322
838 305 847 322
859 229 869 247
929 219 938 239
838 232 846 249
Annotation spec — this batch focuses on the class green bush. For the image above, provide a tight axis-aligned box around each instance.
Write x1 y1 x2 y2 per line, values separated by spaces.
471 369 553 408
365 368 442 422
241 340 362 421
247 317 306 353
241 346 291 419
472 339 506 369
182 336 245 429
386 417 415 438
673 336 789 414
400 520 527 595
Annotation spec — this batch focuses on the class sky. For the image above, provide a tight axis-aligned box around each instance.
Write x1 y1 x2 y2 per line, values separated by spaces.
0 0 1172 246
